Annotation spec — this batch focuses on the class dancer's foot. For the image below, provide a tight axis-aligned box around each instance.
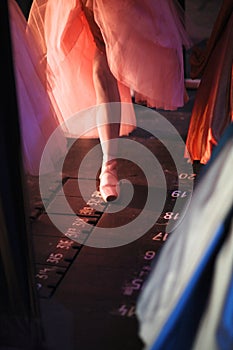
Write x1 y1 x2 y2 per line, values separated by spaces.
99 160 119 202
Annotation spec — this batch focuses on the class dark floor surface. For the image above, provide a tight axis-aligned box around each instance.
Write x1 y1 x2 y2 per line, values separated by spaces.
25 87 205 350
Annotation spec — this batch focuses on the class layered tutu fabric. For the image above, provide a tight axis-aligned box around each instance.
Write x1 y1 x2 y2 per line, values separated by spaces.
8 0 192 174
8 0 67 175
27 0 192 138
93 0 191 109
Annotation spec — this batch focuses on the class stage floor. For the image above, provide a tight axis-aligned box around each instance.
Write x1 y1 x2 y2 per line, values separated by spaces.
25 88 205 350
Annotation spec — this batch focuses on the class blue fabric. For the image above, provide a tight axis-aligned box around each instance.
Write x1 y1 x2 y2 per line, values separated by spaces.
216 206 233 350
217 273 233 350
150 223 226 350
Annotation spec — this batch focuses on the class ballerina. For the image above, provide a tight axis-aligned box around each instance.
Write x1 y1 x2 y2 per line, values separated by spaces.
27 0 192 201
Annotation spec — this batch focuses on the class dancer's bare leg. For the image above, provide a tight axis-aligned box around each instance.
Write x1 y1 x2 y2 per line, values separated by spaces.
92 48 121 201
93 48 121 161
81 2 121 201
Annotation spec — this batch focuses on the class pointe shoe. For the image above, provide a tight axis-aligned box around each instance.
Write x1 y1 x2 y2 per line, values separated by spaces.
99 160 119 202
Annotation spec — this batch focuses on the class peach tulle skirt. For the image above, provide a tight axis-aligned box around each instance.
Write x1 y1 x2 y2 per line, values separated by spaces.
8 0 67 175
8 0 192 175
27 0 192 137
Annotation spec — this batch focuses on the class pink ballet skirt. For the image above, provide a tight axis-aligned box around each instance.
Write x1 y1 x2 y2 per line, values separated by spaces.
8 0 67 175
27 0 192 137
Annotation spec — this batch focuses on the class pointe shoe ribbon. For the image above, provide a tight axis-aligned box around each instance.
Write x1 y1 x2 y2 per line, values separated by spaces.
99 160 119 202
